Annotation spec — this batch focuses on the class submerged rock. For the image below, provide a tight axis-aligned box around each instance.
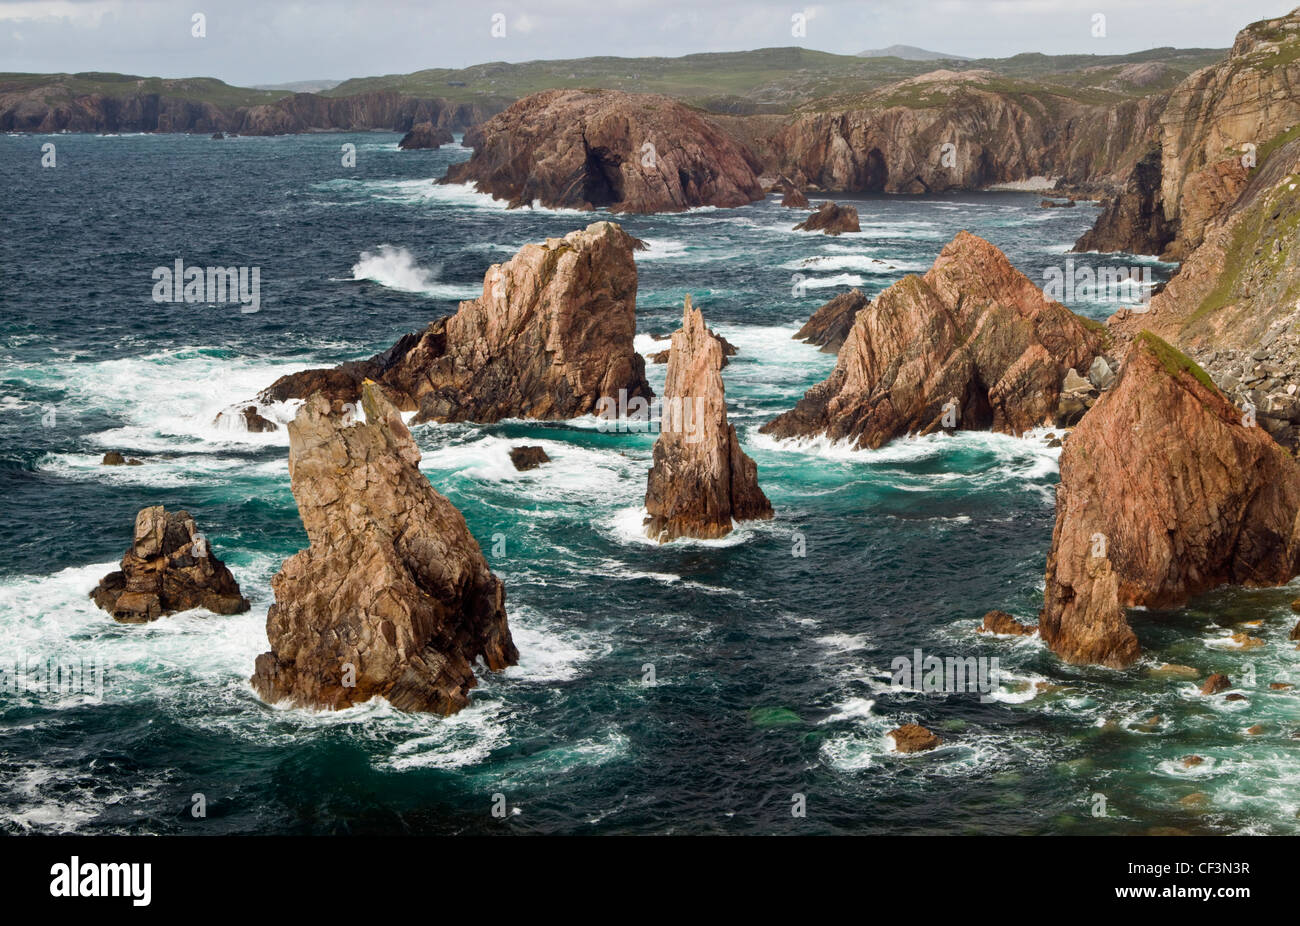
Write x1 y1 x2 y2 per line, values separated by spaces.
1201 674 1232 695
644 296 773 542
509 446 550 471
442 89 763 212
1041 332 1300 667
258 221 652 424
251 382 517 713
793 201 860 235
90 506 249 622
888 723 942 753
793 288 869 353
762 231 1106 449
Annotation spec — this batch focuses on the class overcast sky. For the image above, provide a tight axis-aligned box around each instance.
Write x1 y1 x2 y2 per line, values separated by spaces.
1 0 1295 86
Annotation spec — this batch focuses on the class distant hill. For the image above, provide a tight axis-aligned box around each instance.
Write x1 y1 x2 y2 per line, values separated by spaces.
249 79 342 93
858 45 969 61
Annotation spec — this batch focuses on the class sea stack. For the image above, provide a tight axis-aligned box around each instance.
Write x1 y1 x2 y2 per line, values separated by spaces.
251 221 653 424
251 382 517 713
644 296 773 541
762 231 1107 449
90 506 249 622
1040 333 1300 668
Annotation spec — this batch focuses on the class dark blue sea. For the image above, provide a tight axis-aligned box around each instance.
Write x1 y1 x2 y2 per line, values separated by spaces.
1 131 1293 835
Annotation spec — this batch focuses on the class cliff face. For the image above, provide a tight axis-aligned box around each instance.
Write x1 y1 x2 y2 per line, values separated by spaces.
765 83 1166 194
1076 8 1300 256
251 383 517 713
0 85 495 135
256 221 652 424
644 297 772 541
442 89 765 212
1040 333 1300 668
761 232 1107 449
1071 148 1173 254
1109 136 1300 447
1157 11 1300 254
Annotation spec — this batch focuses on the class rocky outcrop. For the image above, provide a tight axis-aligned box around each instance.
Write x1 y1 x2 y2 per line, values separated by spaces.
644 296 773 541
442 89 764 212
1039 332 1300 668
90 506 249 622
793 201 860 235
977 610 1037 636
762 232 1106 449
398 121 454 149
251 383 517 713
888 724 942 753
1072 148 1174 254
101 451 142 465
256 222 652 424
509 446 550 471
793 289 869 353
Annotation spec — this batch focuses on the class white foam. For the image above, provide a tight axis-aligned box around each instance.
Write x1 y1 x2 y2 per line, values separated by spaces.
351 244 481 299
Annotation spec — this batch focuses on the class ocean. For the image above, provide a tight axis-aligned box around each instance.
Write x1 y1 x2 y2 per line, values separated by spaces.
2 131 1295 835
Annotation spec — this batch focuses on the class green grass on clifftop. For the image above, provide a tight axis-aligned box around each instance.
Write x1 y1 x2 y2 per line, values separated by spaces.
1135 330 1219 393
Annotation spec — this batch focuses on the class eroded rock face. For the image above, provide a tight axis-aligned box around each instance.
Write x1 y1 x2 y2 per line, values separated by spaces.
794 201 860 235
91 506 249 622
794 289 869 353
1072 148 1174 255
762 231 1106 449
1156 10 1300 256
644 297 773 541
1108 137 1300 449
398 121 454 149
1039 333 1300 668
1076 9 1300 257
251 383 517 713
767 83 1166 195
257 221 652 424
442 89 764 212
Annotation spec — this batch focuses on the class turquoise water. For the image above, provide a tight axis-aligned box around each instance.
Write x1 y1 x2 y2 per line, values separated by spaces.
1 132 1296 835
